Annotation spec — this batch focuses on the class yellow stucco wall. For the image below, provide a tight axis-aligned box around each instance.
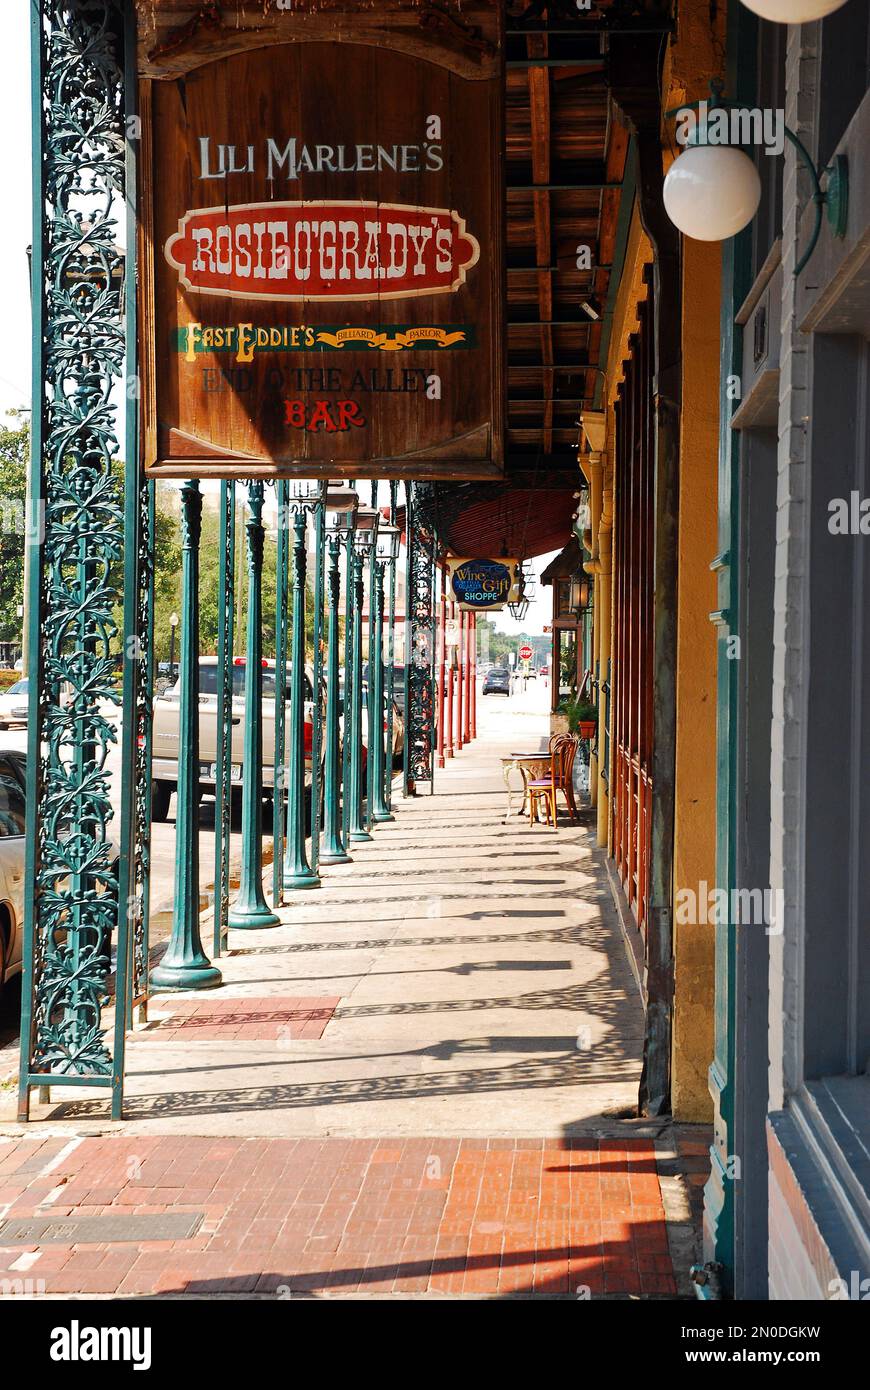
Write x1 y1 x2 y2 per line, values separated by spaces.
671 235 721 1122
666 0 725 1123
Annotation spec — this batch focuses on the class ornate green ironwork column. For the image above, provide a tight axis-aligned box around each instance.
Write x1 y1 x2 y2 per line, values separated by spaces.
365 484 379 832
213 479 236 956
384 481 399 813
320 532 351 864
121 16 154 1036
341 521 355 851
403 483 438 796
309 493 326 873
271 479 289 909
229 482 280 928
19 0 132 1120
284 507 320 889
347 547 371 843
151 482 222 989
126 478 155 1029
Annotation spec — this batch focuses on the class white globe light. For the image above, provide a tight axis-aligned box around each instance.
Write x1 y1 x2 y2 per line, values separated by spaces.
663 145 762 242
740 0 848 21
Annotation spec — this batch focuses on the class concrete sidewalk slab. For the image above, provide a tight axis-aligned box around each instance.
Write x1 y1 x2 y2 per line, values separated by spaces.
0 687 703 1297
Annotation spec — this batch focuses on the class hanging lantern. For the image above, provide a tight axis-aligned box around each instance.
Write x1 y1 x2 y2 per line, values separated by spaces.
508 567 530 622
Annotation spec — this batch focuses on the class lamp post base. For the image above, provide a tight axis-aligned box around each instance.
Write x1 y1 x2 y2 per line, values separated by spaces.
349 829 372 842
319 850 353 865
227 905 281 929
283 870 322 890
371 810 395 823
150 959 223 992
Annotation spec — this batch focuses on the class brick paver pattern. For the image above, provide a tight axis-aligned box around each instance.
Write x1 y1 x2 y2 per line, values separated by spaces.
150 997 340 1042
0 1134 675 1297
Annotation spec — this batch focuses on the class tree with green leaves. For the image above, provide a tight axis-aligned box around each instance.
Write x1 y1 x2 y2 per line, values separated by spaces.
0 413 29 653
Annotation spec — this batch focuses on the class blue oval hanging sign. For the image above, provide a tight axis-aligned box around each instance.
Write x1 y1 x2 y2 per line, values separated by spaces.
450 558 514 609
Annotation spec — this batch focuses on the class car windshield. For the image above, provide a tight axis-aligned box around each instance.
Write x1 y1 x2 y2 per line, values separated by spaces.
6 680 27 696
170 666 313 701
0 756 25 835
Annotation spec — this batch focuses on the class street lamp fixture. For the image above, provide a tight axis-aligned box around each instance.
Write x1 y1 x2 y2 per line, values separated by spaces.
568 574 590 615
289 478 324 507
664 143 762 242
169 609 179 672
739 0 847 19
353 504 380 553
325 480 359 534
664 85 848 275
375 521 401 562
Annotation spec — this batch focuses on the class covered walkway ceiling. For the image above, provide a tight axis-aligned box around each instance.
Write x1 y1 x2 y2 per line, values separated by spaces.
435 0 668 560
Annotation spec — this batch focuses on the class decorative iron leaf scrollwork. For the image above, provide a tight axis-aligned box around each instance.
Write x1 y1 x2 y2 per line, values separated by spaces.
405 483 438 790
24 1 127 1080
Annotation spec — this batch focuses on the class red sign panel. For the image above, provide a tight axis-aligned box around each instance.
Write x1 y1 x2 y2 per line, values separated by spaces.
165 202 480 302
519 644 533 661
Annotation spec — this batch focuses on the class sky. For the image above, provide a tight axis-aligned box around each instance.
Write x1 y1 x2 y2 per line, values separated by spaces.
0 4 556 638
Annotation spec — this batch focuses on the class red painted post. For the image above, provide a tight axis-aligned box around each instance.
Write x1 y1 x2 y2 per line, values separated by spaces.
435 566 446 768
467 612 476 741
453 606 461 745
445 600 455 758
461 608 466 745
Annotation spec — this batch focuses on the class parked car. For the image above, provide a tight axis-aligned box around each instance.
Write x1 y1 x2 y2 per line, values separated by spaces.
0 749 118 996
483 667 511 696
361 663 407 717
0 679 29 729
151 657 318 822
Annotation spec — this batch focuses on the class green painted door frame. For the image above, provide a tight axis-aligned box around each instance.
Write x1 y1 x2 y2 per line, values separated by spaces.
704 0 758 1297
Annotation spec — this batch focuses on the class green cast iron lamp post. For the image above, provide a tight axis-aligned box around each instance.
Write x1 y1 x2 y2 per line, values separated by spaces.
284 482 322 889
384 483 400 814
151 481 222 990
321 484 358 865
348 504 379 842
228 482 280 929
372 521 400 823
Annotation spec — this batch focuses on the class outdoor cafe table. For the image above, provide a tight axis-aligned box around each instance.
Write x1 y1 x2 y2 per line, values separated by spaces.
501 750 551 823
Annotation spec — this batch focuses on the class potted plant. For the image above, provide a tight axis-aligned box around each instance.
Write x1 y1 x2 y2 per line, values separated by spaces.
565 694 598 740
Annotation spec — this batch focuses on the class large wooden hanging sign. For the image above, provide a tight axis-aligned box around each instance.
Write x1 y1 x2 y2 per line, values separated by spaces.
137 1 504 480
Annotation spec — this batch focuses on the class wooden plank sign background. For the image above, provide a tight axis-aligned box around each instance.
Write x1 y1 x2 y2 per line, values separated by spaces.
137 2 504 480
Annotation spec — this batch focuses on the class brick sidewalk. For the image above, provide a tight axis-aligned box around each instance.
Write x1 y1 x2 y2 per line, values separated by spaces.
0 1134 677 1298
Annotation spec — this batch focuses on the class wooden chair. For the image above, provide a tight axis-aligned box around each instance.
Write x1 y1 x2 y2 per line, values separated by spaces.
527 735 579 827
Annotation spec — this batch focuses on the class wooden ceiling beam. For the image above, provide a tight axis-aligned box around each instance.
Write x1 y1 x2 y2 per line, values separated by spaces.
527 29 555 458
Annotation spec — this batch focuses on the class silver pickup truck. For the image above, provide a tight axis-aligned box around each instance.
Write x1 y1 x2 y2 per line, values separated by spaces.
150 657 316 822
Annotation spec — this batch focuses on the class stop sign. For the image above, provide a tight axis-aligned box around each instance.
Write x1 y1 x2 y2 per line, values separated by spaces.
519 644 532 661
